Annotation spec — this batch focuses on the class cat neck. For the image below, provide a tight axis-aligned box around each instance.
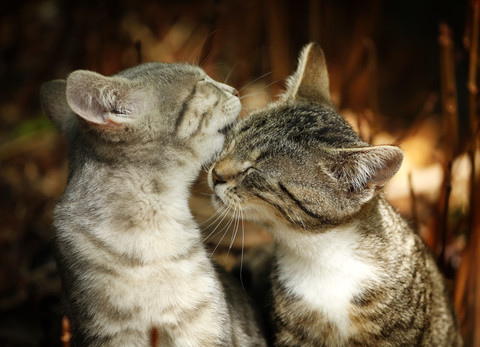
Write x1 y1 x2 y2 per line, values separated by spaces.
273 221 380 338
272 195 386 254
274 220 367 265
72 132 205 187
272 197 388 338
63 147 206 263
70 142 203 198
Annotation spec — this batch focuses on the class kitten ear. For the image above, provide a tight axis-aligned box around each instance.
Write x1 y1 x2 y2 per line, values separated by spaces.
327 145 403 196
281 42 335 110
66 70 143 126
40 80 76 134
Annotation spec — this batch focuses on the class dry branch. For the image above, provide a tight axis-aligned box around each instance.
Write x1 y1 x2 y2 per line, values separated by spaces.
454 2 480 343
438 23 459 159
434 23 458 262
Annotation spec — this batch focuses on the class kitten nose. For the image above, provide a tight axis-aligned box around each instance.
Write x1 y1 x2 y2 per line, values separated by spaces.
211 169 226 186
232 88 239 97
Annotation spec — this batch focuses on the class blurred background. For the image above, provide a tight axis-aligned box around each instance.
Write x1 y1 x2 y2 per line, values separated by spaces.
1 0 479 345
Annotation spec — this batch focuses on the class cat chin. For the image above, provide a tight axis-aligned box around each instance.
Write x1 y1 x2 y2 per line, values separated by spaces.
210 194 240 216
197 134 225 164
210 194 226 211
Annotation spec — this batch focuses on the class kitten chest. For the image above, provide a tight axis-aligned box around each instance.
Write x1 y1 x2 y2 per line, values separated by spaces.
274 223 381 338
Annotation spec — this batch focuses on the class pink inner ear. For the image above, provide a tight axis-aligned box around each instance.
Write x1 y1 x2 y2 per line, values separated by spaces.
358 147 404 188
66 70 138 127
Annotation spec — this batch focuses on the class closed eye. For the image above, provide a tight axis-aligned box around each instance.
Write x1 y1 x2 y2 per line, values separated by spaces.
241 166 256 177
112 107 129 115
255 152 270 162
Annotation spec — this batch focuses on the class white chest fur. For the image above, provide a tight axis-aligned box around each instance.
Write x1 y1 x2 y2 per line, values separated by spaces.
275 223 380 338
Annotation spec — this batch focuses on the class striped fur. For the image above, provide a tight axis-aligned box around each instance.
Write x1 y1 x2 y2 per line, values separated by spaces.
41 63 266 346
209 43 461 346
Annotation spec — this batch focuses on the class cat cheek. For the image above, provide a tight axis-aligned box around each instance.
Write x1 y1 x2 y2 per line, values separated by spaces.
212 186 228 207
224 96 241 114
197 134 224 163
211 196 225 211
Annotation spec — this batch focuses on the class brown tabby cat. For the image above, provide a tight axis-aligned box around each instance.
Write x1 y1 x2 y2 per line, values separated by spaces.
208 43 462 346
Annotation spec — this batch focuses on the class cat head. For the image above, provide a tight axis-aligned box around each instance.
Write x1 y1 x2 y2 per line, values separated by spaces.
40 63 240 167
208 43 403 230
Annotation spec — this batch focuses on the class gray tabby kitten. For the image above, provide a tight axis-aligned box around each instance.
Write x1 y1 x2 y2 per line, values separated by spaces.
40 63 267 346
208 43 461 346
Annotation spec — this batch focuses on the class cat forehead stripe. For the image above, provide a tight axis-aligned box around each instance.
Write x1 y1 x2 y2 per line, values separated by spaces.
174 84 197 133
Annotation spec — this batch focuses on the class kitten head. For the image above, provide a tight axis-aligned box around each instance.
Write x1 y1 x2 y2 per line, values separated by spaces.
208 43 403 230
40 63 240 167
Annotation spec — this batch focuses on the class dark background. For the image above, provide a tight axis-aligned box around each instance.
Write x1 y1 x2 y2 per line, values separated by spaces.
1 0 479 345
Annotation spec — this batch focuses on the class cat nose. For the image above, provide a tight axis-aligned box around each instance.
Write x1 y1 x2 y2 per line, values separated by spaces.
232 88 239 97
211 169 226 186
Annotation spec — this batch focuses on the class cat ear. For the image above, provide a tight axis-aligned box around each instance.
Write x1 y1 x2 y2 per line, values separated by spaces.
40 79 76 134
281 42 335 110
66 70 143 126
327 145 403 196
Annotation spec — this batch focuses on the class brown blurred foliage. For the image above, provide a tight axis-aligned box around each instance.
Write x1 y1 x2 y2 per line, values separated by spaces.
1 0 478 345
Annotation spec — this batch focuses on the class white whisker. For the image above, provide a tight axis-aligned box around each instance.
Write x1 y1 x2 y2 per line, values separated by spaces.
209 207 237 258
239 91 264 100
189 29 220 65
224 63 238 84
239 207 247 293
261 77 286 93
238 71 273 92
200 204 225 227
200 48 220 69
226 206 241 257
202 205 232 242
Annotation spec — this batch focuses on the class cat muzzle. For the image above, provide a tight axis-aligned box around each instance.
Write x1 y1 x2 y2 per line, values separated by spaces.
211 169 227 186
